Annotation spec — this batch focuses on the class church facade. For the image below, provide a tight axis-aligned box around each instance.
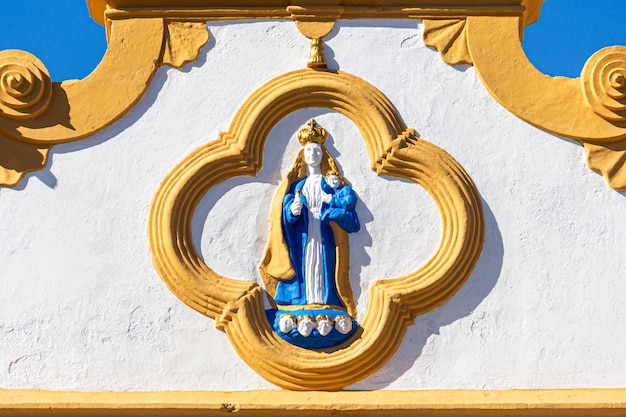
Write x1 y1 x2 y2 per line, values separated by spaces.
1 0 626 414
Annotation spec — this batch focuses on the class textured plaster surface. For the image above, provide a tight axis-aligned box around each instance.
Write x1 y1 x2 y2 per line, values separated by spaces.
1 20 625 391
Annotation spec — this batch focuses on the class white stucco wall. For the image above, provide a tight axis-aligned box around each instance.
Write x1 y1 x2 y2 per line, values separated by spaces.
1 20 625 391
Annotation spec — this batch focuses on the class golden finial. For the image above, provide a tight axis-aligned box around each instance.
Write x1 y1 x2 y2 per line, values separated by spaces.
297 119 328 146
307 38 327 69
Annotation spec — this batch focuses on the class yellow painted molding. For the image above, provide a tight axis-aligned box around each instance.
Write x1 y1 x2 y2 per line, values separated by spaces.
0 50 52 120
148 68 484 390
288 6 342 39
584 139 626 192
458 15 626 190
466 16 626 143
2 389 626 416
9 0 615 188
0 17 208 187
423 19 472 66
90 0 527 23
6 0 624 189
418 5 626 191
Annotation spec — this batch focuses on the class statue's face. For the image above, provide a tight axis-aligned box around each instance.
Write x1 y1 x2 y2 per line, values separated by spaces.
326 174 340 189
304 143 323 167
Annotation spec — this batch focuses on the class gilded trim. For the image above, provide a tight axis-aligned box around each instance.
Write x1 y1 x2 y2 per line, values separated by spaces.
148 68 484 390
2 389 626 416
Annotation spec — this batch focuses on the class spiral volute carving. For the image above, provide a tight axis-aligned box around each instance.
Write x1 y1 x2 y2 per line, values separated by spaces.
0 50 52 120
582 46 626 122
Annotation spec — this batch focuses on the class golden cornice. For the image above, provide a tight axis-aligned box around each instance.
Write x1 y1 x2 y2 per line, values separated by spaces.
2 388 626 415
94 2 528 23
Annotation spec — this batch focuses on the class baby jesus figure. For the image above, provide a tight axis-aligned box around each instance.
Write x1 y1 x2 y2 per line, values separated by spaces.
321 171 360 233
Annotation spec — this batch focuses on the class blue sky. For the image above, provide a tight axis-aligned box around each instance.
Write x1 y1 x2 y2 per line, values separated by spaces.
0 1 624 81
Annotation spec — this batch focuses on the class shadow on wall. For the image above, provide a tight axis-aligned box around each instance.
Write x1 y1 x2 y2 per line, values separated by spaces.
349 195 503 389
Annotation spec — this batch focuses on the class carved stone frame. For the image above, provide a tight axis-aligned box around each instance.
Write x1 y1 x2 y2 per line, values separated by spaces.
148 68 484 390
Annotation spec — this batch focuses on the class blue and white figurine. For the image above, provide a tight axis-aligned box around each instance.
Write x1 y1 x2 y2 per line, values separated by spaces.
261 120 361 349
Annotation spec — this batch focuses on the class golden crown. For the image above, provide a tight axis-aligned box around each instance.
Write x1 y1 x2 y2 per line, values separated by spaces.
297 119 328 146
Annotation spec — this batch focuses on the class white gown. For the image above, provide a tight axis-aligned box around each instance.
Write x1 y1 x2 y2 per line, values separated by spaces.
302 174 326 304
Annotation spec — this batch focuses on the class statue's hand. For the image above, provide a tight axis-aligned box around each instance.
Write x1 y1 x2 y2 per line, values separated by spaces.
291 194 303 216
322 192 332 204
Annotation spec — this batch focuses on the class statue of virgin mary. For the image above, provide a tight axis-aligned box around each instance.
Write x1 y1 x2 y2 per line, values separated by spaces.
260 120 361 349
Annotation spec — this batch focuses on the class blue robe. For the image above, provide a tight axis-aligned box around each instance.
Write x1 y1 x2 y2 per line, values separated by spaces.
321 182 360 232
274 177 360 307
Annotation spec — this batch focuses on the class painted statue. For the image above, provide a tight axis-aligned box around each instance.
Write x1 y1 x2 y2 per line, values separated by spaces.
260 120 361 349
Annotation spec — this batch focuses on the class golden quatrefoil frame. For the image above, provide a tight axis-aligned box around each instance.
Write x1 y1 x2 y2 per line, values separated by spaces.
148 68 484 390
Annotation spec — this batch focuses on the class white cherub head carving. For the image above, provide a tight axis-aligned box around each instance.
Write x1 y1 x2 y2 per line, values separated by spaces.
297 315 315 337
316 314 333 336
334 315 353 335
278 314 296 334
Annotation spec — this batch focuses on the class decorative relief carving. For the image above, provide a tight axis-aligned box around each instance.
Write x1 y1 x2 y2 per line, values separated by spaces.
0 18 208 187
422 19 472 66
2 0 623 190
162 21 210 68
0 50 54 186
464 15 626 190
0 50 52 120
584 139 626 192
148 68 484 389
287 6 341 40
260 120 361 350
421 10 626 191
1 0 624 411
581 46 626 123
